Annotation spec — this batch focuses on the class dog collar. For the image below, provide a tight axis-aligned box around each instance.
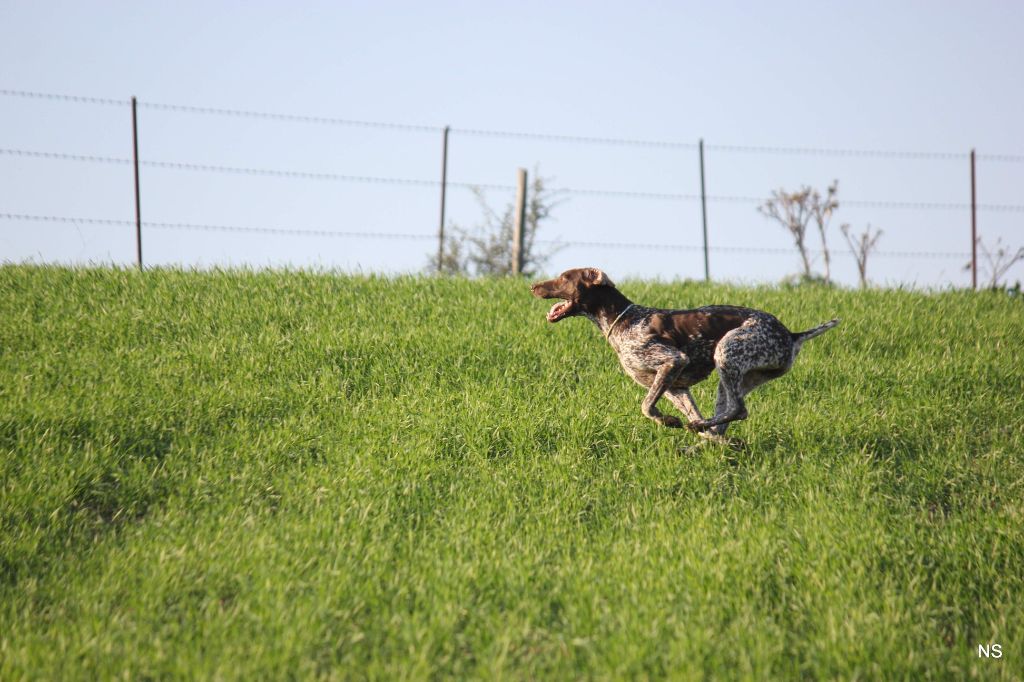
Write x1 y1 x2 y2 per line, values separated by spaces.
605 304 637 341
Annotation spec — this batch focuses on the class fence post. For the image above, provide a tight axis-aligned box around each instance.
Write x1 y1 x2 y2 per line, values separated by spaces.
437 125 450 271
970 148 977 289
131 96 142 269
511 168 527 276
699 138 709 282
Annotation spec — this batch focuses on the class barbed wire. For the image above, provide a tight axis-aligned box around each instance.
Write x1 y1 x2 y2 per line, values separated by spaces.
0 213 434 241
539 238 968 259
139 100 443 133
3 88 1022 160
449 126 696 149
0 212 972 259
148 222 436 240
535 238 786 254
1 213 131 227
704 143 966 161
0 147 484 189
556 186 701 201
2 148 130 166
0 88 441 132
975 153 1024 163
4 147 1023 211
705 192 1022 212
0 88 130 107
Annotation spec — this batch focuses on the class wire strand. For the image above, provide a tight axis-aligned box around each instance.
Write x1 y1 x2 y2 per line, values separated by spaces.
450 126 697 149
1 212 971 258
4 147 1022 211
705 143 966 161
0 213 434 241
0 88 130 107
538 239 967 259
138 100 443 133
4 88 1022 160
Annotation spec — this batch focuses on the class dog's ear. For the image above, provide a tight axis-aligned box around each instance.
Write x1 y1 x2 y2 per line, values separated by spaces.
582 268 614 287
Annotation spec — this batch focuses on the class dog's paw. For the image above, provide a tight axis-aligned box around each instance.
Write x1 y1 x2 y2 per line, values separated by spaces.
659 415 684 428
686 420 711 433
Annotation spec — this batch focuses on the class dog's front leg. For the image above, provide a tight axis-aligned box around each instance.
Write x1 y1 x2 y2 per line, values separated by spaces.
641 356 687 428
664 388 702 423
665 388 731 443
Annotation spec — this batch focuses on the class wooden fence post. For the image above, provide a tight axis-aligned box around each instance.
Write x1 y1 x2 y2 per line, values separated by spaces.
512 168 527 275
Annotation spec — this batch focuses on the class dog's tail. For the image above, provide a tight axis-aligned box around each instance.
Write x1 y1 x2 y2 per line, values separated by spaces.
792 318 840 345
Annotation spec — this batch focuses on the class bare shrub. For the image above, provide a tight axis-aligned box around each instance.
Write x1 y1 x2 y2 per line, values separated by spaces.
841 223 883 288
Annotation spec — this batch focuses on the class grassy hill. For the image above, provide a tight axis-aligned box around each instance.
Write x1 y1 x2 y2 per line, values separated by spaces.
1 265 1022 679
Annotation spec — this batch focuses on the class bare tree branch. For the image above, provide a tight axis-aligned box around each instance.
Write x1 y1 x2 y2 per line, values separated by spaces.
759 187 815 279
841 223 882 288
968 237 1024 289
810 181 839 285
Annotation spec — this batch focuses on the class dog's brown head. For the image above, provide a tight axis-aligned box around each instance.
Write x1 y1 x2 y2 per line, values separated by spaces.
531 267 620 322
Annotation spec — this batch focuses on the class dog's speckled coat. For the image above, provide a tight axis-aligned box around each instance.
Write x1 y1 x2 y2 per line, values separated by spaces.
532 267 839 438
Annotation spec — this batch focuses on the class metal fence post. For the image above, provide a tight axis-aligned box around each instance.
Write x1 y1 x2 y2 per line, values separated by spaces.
511 168 527 276
437 125 450 271
131 96 142 269
970 148 977 289
699 139 709 282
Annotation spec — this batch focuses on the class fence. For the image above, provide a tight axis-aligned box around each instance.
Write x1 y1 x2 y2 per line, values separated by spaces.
2 88 1023 288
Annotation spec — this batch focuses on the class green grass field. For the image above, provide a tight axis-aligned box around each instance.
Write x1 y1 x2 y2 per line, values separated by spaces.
1 265 1022 679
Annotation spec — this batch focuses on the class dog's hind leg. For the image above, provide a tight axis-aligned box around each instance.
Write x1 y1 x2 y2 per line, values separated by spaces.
687 328 758 433
700 368 786 431
739 367 787 396
688 366 747 433
689 319 798 433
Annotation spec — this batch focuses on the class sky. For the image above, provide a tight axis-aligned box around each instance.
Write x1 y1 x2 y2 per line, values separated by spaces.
1 1 1022 287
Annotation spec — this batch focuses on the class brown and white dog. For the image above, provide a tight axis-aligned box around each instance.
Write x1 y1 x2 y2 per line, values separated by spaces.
531 267 838 438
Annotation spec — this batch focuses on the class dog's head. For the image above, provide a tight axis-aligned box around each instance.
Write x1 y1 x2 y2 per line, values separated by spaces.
530 267 618 323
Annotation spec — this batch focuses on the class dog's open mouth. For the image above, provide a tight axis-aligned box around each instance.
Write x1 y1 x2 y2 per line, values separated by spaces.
547 300 574 322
